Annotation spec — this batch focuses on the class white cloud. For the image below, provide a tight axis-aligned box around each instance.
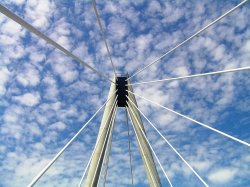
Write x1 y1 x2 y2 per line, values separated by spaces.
29 49 46 64
42 75 59 100
44 85 59 100
162 2 184 24
173 66 189 76
213 44 226 61
108 18 129 40
32 142 45 151
25 0 55 29
0 1 249 186
208 168 237 184
147 1 161 14
0 34 17 45
49 121 66 131
48 18 73 50
28 125 42 136
0 18 22 35
242 39 250 52
8 0 25 5
0 66 10 95
4 111 18 123
3 45 25 60
103 1 118 14
13 92 40 106
49 53 78 84
72 42 93 64
191 160 213 171
135 34 153 53
16 64 40 87
61 70 78 83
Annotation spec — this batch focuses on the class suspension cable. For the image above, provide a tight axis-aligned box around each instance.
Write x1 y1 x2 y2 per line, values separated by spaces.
91 0 117 76
78 98 117 187
127 97 208 187
90 105 118 186
0 4 115 84
128 66 250 86
126 103 173 187
28 91 117 187
101 105 116 187
126 108 158 187
127 0 249 81
128 91 250 147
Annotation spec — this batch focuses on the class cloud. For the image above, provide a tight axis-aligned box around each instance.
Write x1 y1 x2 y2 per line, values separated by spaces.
0 0 249 186
49 122 66 131
48 52 79 84
0 17 22 35
135 34 153 53
16 64 40 87
108 18 129 41
242 39 250 53
49 18 72 50
13 92 40 106
24 0 55 29
0 66 10 95
28 47 46 64
208 167 237 184
163 6 183 24
42 75 58 99
7 0 25 5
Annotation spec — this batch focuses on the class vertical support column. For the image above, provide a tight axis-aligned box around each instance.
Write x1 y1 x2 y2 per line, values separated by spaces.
85 77 117 187
127 80 162 187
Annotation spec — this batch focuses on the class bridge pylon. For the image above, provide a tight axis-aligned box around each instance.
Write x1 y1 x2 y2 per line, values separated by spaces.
85 75 161 187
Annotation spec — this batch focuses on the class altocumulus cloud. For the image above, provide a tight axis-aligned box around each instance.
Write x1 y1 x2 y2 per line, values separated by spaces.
0 0 249 187
13 92 41 107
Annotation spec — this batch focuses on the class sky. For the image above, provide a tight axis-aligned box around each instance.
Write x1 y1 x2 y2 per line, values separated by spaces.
0 0 250 186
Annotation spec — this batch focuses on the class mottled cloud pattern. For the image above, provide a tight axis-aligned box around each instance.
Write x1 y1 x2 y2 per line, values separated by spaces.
0 0 249 187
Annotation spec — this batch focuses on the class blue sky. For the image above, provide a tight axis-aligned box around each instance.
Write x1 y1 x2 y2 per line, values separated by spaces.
0 0 250 186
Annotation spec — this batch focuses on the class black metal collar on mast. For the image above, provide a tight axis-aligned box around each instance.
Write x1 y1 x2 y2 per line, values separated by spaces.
116 75 128 107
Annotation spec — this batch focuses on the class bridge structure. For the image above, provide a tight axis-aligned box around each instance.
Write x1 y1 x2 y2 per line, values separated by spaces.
0 0 249 186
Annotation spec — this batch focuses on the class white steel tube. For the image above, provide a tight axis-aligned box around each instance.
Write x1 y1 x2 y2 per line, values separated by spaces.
127 80 162 187
78 99 117 187
28 92 117 187
125 108 134 186
127 97 208 187
91 106 118 186
102 107 116 187
96 105 117 187
85 76 117 186
127 104 173 187
127 107 158 187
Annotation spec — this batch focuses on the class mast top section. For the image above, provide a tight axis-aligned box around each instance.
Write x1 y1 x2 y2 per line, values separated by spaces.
116 75 128 107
